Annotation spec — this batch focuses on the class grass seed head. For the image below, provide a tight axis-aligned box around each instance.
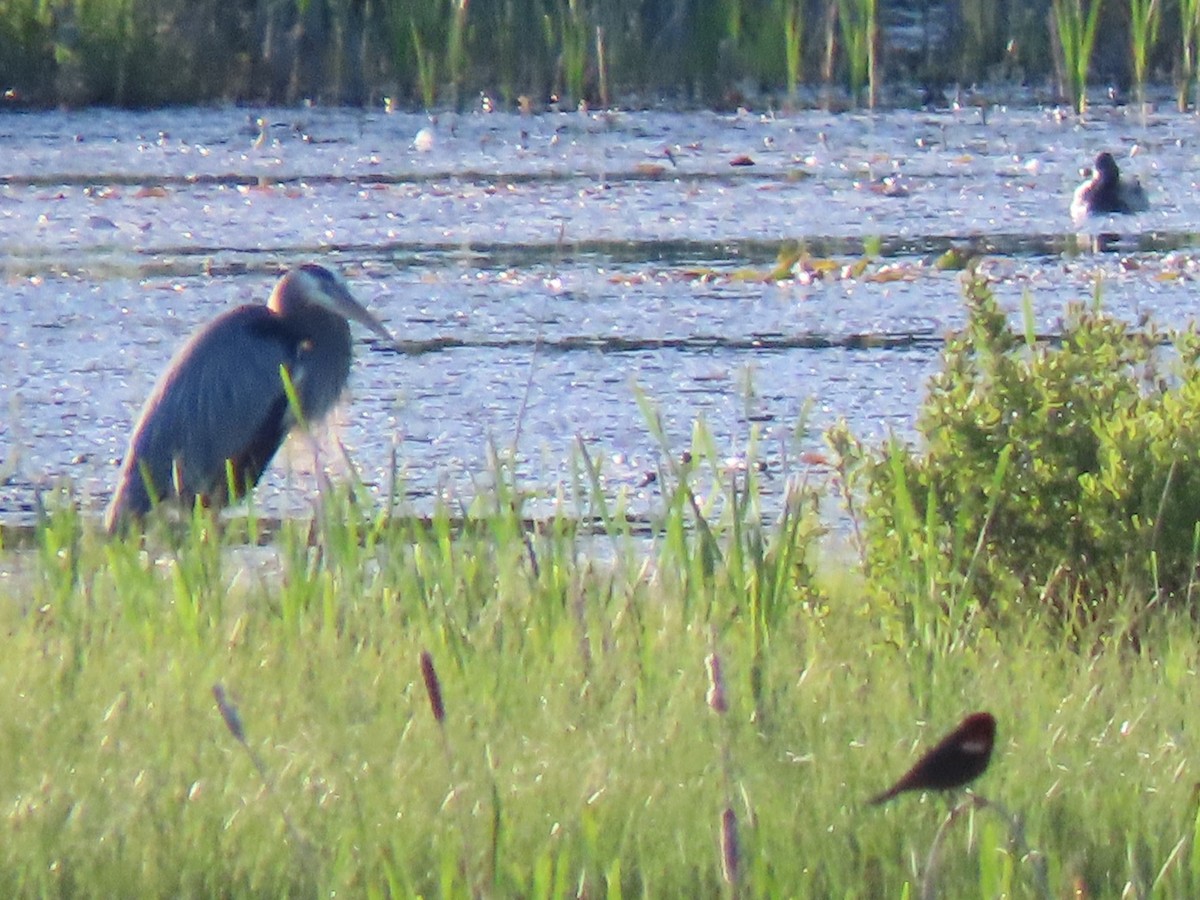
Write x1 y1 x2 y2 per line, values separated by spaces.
420 651 446 724
705 650 728 714
720 805 740 886
212 683 246 744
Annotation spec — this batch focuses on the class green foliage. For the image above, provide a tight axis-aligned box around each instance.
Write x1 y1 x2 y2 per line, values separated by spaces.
0 0 1195 108
1129 0 1161 106
836 0 879 107
836 276 1200 616
0 426 835 896
1180 0 1200 110
13 398 1200 893
557 0 590 105
776 0 804 98
0 0 55 91
1052 0 1103 114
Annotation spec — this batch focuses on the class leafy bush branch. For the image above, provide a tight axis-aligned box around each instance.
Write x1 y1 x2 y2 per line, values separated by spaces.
833 276 1200 618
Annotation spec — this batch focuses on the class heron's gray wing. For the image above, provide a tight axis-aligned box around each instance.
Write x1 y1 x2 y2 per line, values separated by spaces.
107 306 297 522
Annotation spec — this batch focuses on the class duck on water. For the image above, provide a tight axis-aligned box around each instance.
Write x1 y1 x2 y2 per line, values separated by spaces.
1070 151 1149 226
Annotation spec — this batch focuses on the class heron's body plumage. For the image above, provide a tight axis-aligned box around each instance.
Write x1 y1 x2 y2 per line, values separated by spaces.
105 265 390 533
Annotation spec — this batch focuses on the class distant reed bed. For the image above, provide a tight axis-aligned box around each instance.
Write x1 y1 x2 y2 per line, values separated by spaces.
0 0 1193 110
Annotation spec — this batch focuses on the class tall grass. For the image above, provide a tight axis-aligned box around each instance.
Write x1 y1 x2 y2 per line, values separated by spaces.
1180 0 1200 110
957 0 1001 83
1130 0 1162 109
447 0 470 108
7 400 1200 894
836 0 879 108
557 0 590 106
1 0 1200 109
1052 0 1103 114
778 0 804 100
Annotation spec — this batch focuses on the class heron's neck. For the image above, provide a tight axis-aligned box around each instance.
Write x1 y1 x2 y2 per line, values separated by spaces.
283 307 353 422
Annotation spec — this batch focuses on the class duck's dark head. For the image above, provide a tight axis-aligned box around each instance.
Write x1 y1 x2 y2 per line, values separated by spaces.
1093 152 1120 183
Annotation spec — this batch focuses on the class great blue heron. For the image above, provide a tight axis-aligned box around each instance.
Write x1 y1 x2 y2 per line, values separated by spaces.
1070 151 1150 225
104 264 394 533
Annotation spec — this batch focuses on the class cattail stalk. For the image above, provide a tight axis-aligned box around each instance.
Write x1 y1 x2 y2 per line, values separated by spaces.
705 651 728 714
420 651 476 893
720 805 741 890
420 650 445 723
211 682 308 852
706 639 744 896
212 684 246 744
920 794 1045 900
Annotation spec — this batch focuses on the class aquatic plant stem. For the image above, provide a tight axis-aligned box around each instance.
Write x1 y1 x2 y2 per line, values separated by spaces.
1130 0 1161 111
837 0 879 108
447 0 470 110
1052 0 1103 115
420 650 477 893
1180 0 1200 110
211 684 310 854
779 0 804 100
920 794 1047 900
706 637 742 898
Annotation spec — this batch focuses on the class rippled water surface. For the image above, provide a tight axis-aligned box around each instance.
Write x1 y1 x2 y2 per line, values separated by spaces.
3 104 1200 526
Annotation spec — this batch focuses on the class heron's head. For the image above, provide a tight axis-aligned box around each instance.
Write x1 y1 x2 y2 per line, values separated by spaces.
270 264 395 345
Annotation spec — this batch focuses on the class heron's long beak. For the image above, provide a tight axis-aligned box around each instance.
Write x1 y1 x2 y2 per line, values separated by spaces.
322 283 398 348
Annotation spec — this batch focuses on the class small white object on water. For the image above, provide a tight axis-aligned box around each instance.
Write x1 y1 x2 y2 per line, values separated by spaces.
413 127 435 153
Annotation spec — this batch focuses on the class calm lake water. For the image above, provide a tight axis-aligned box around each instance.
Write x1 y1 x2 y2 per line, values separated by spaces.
2 103 1200 527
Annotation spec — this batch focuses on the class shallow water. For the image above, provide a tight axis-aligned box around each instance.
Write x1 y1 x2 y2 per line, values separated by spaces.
3 103 1200 526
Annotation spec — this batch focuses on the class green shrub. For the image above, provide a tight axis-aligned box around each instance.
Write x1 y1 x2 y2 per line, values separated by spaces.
833 276 1200 618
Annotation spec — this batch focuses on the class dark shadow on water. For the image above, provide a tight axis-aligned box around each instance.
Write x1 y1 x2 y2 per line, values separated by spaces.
7 231 1197 281
0 511 660 547
137 231 1200 269
385 330 946 355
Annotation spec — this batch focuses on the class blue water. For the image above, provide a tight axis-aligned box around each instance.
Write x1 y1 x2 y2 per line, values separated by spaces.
1 104 1197 525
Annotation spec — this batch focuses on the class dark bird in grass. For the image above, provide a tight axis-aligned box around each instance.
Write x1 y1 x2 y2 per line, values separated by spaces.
105 264 395 533
869 712 996 805
1070 151 1149 225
